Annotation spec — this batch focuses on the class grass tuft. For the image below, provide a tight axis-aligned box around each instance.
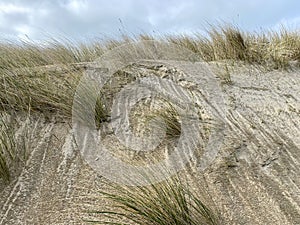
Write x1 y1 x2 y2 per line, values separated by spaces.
0 114 16 183
146 103 181 139
0 112 39 184
1 25 299 118
88 176 220 225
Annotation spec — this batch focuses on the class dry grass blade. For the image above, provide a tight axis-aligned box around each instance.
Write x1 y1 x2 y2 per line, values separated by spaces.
0 25 299 119
0 114 16 183
0 112 40 184
88 176 220 225
145 103 181 139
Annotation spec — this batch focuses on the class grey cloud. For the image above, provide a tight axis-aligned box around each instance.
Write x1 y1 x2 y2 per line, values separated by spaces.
0 0 299 42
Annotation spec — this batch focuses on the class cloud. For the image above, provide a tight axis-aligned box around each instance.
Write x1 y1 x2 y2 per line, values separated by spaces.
0 3 31 14
60 0 88 14
273 16 300 31
0 0 299 42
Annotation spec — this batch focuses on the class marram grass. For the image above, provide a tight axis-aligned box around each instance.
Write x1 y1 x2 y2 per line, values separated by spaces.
1 25 299 71
87 176 220 225
0 24 298 222
1 25 299 118
0 112 39 184
0 115 16 182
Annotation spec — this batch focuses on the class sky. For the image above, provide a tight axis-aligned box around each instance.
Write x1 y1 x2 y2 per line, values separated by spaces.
0 0 299 42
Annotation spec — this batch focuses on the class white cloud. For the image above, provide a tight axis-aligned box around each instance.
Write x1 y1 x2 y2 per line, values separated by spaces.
0 3 31 14
60 0 88 14
0 0 299 42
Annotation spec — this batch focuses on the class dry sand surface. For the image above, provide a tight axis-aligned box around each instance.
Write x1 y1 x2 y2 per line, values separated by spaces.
0 61 299 224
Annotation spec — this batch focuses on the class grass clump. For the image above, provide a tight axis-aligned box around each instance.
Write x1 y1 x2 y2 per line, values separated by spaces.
0 115 16 183
145 103 181 139
0 67 77 114
0 39 105 70
168 25 300 69
0 66 109 125
0 112 40 184
0 24 299 124
0 24 299 71
88 176 219 225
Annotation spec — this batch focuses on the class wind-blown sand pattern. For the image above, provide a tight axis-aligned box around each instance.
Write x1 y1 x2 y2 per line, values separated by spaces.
0 61 299 224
